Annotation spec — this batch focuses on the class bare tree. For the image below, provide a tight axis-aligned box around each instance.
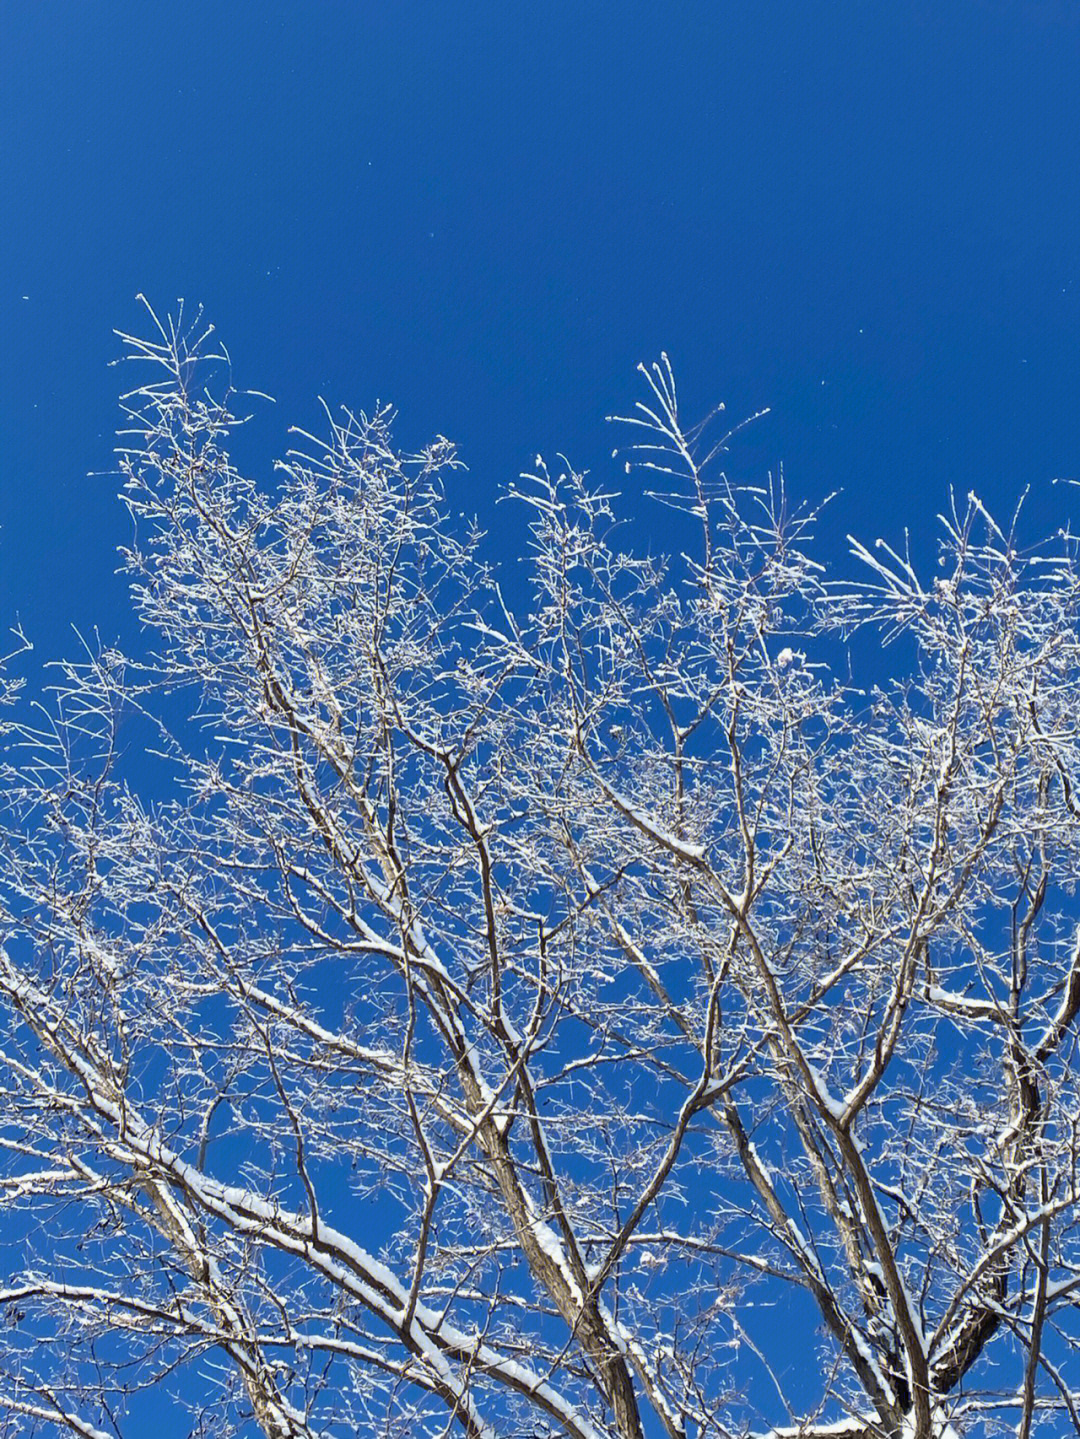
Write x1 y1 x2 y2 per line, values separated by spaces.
2 304 1079 1439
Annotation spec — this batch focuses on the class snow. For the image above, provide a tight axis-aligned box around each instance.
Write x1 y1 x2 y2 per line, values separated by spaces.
757 1411 960 1439
521 1202 584 1306
847 1324 896 1407
746 1141 772 1185
894 1265 927 1355
1 954 604 1439
805 1060 847 1122
163 1146 605 1439
925 984 999 1020
594 772 707 863
1035 925 1080 1057
1045 1271 1080 1304
757 1421 872 1438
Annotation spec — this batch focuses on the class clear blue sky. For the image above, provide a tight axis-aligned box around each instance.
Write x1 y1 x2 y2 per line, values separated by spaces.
2 1 1078 664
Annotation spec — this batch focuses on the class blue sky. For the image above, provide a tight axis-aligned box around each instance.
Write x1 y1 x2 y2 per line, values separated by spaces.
2 1 1078 665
